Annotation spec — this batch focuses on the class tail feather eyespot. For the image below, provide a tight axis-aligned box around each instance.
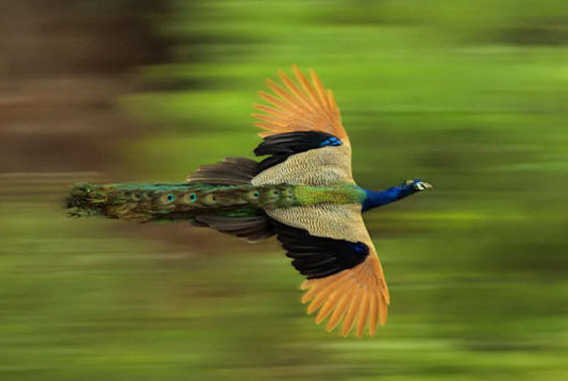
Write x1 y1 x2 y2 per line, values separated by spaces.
183 193 198 203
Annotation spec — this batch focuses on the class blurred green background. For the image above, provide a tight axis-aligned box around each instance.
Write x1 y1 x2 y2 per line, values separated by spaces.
1 0 568 380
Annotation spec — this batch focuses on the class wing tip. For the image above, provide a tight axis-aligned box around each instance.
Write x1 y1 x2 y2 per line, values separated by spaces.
300 268 388 338
255 65 348 140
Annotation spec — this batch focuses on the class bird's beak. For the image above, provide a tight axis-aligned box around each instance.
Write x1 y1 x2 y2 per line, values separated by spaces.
413 181 433 191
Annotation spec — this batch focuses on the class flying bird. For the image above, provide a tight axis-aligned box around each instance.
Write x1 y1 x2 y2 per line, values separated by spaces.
66 66 432 337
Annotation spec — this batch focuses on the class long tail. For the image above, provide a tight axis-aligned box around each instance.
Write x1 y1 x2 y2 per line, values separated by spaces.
65 182 260 221
65 157 287 241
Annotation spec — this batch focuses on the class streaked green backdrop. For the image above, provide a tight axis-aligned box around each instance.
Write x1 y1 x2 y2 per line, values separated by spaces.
1 0 567 379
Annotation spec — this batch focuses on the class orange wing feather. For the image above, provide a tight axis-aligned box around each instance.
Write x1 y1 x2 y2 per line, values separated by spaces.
301 251 390 338
253 65 350 143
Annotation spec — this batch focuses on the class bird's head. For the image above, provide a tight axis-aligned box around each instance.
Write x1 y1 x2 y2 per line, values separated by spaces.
404 179 433 192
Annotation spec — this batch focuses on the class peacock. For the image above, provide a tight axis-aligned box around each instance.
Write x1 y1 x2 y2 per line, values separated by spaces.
65 66 432 337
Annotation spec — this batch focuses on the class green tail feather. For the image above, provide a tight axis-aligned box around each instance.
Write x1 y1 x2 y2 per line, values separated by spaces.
65 157 292 242
65 182 297 222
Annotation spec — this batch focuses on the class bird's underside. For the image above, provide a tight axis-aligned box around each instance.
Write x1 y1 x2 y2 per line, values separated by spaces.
66 66 433 337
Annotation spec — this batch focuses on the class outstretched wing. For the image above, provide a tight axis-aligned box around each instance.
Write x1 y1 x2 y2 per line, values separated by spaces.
269 204 390 338
252 66 354 187
252 67 389 337
253 65 349 143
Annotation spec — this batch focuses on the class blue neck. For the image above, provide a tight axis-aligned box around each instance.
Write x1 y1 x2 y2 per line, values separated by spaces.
361 183 417 212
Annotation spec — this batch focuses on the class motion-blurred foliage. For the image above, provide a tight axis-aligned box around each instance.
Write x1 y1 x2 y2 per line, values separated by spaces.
2 0 568 380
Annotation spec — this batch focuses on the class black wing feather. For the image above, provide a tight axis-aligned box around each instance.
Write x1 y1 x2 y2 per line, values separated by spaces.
254 131 343 172
271 219 369 279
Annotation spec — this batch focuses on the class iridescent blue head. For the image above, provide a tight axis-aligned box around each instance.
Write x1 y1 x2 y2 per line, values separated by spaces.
361 179 432 212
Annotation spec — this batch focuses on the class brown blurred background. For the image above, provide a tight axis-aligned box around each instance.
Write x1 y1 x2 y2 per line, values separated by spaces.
0 0 168 172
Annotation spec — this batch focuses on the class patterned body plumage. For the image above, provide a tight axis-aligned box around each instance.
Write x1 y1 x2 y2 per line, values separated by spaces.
66 66 432 337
